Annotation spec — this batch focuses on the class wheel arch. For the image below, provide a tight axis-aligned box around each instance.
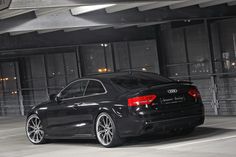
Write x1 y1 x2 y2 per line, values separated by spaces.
92 107 119 137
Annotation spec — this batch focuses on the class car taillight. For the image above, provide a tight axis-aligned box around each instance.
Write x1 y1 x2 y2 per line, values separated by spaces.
188 88 201 98
128 95 157 107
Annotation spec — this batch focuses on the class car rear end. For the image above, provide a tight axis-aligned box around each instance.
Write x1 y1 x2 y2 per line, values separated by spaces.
111 72 205 137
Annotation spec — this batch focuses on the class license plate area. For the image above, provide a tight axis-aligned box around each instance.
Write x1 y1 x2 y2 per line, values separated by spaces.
160 95 185 104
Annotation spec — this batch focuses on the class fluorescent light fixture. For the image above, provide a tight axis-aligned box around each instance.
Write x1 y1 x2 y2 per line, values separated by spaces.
64 27 86 32
106 2 154 13
89 25 112 31
37 29 60 34
10 31 34 36
71 4 116 15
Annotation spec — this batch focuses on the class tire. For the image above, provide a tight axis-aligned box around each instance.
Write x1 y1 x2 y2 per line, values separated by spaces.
170 127 195 136
95 112 123 148
181 127 195 135
26 114 47 144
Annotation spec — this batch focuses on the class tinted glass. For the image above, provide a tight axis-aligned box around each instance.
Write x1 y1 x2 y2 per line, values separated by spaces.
60 80 88 99
113 42 130 71
46 53 66 94
111 73 173 90
85 80 105 96
80 44 114 76
129 40 160 73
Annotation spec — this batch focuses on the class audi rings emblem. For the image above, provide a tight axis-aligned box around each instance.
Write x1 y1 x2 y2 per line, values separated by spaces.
167 89 178 94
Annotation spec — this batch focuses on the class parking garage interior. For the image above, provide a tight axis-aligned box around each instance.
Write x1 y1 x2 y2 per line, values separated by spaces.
1 0 236 156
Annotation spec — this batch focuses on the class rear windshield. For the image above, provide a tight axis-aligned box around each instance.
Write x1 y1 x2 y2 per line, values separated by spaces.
111 73 173 90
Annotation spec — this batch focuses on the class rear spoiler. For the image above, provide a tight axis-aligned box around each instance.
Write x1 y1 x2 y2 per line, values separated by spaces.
148 81 193 89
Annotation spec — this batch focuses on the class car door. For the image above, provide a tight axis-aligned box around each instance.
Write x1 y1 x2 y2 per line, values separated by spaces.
74 80 107 135
45 80 89 137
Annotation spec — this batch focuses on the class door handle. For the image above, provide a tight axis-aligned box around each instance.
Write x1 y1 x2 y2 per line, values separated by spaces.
72 103 83 110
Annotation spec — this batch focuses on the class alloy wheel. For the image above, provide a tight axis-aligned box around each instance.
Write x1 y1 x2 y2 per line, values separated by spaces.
26 114 45 144
96 113 114 146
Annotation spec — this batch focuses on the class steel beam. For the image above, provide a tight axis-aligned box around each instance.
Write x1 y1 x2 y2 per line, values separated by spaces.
0 9 35 19
89 25 112 31
228 1 236 6
1 5 236 34
10 31 34 36
114 24 137 29
37 29 61 34
0 10 107 34
204 19 219 115
200 0 236 8
105 3 154 13
35 7 70 17
137 21 168 27
138 1 184 11
64 27 87 32
170 0 213 9
9 0 175 9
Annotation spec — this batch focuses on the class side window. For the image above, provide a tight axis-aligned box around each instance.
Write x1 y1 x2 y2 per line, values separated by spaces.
60 80 88 99
85 80 106 96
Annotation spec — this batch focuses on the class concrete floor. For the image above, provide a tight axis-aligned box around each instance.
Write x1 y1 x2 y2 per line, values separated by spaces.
1 117 236 157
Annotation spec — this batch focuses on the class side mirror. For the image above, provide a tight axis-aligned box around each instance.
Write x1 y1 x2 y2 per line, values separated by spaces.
49 94 61 102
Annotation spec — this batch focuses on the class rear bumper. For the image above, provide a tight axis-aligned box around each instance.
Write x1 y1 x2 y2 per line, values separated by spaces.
118 114 204 138
140 115 204 135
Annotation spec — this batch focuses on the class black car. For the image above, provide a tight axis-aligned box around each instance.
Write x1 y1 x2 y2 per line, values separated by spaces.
25 72 205 147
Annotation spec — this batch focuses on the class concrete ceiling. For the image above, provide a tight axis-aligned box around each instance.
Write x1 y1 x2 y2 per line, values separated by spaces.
1 0 236 36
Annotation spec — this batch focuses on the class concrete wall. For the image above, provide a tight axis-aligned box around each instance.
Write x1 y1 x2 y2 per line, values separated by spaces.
158 19 236 115
0 27 156 52
1 18 236 116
